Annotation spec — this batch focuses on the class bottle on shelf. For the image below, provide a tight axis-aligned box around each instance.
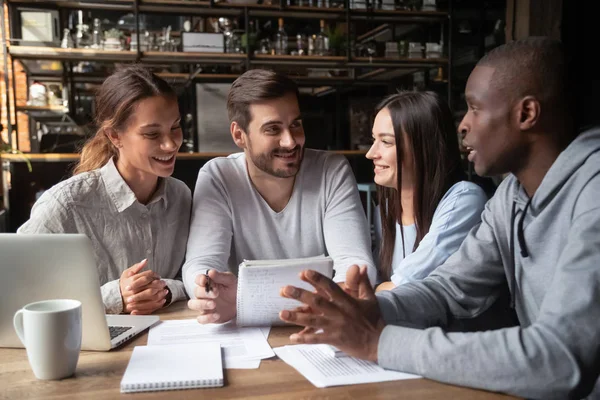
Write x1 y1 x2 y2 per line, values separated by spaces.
274 18 288 55
242 19 258 55
74 10 91 48
60 29 73 49
296 33 307 55
91 18 102 49
314 19 329 56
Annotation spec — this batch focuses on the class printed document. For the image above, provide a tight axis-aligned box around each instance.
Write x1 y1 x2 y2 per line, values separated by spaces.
147 319 274 369
273 344 421 388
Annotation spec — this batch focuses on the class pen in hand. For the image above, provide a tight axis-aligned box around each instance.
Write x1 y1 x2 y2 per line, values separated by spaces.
205 271 212 293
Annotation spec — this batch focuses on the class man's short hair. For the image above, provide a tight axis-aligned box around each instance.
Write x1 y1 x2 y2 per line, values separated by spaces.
227 69 300 133
477 37 568 119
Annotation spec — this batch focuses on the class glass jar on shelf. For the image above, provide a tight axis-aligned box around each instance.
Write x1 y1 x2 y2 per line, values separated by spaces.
408 42 423 58
425 42 442 59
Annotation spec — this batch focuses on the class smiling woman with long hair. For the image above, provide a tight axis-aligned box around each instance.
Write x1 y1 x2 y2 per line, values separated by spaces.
368 91 488 291
18 65 191 314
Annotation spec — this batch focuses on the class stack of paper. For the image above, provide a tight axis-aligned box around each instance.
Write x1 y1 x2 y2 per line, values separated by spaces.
273 344 421 388
147 319 274 369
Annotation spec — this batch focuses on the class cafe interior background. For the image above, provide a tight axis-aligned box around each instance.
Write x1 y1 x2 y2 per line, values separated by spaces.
0 0 586 233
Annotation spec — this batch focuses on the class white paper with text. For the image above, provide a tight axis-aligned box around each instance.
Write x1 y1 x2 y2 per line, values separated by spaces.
236 256 333 327
273 344 421 388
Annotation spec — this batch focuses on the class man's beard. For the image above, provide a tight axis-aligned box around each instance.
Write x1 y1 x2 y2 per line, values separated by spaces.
249 146 304 178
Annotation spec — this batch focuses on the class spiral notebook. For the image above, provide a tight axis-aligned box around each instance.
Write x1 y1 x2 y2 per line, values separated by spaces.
236 255 334 327
120 343 223 393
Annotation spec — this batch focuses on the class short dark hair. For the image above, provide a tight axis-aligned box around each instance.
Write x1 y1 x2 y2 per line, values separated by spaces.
227 69 300 133
477 37 569 123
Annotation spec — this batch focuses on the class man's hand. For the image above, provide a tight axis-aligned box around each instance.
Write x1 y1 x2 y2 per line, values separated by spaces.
375 281 396 293
279 265 385 362
120 259 168 315
188 270 237 324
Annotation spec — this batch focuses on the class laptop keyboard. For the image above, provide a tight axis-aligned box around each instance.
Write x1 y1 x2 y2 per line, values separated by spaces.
109 325 133 340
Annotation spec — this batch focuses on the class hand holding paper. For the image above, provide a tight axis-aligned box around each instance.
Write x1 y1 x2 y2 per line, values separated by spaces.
279 265 384 362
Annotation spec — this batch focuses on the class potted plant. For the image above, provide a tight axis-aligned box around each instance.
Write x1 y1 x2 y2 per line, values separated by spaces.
103 28 123 51
326 25 347 56
1 139 32 172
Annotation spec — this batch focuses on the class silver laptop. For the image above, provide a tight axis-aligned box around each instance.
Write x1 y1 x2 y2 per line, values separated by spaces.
0 234 159 351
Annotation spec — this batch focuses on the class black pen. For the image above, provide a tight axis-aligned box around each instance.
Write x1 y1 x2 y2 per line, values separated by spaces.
204 271 212 293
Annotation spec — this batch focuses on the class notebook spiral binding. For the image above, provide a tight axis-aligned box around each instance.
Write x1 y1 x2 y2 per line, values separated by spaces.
235 266 246 326
122 378 223 393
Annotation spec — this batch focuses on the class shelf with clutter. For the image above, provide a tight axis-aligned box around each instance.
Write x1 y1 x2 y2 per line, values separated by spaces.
3 0 453 155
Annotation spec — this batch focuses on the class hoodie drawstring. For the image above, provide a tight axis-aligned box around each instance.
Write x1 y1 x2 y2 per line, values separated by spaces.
517 197 532 258
509 197 532 309
509 201 517 309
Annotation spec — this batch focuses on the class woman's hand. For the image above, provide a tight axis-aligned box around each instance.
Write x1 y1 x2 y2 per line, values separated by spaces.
119 259 168 314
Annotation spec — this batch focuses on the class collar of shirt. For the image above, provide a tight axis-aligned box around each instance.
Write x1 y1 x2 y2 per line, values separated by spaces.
100 158 169 213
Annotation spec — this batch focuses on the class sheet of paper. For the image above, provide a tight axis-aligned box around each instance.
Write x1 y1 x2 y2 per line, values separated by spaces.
225 358 262 369
260 326 271 339
273 344 421 388
147 319 274 369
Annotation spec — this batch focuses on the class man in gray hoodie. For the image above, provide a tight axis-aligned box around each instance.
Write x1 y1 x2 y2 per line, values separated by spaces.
278 37 600 399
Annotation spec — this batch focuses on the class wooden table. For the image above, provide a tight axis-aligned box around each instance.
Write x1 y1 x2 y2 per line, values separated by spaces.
0 302 518 399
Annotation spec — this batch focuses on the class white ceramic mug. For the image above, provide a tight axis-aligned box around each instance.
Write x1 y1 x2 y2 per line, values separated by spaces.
13 299 82 380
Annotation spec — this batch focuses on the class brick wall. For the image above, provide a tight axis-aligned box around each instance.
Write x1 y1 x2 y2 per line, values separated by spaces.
1 4 30 152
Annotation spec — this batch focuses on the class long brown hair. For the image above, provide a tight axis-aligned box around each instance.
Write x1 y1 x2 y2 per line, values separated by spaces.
377 91 464 280
73 65 176 174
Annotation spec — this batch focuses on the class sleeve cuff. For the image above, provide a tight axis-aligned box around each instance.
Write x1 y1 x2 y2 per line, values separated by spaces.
163 279 188 304
101 279 124 314
377 325 424 375
391 272 408 286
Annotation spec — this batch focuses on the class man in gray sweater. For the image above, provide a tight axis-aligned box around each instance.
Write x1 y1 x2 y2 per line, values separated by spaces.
279 37 600 399
183 69 376 324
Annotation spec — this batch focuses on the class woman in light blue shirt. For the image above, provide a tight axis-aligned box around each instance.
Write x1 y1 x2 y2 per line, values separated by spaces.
367 91 488 291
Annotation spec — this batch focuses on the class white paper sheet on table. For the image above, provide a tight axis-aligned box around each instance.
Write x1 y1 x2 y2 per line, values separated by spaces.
260 326 271 339
273 344 421 388
147 319 274 369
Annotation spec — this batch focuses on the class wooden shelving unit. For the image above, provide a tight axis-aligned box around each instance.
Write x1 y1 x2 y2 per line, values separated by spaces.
0 149 368 163
7 46 137 62
15 105 67 113
2 0 453 154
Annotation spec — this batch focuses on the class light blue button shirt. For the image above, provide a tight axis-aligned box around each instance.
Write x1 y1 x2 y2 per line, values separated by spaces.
374 181 488 285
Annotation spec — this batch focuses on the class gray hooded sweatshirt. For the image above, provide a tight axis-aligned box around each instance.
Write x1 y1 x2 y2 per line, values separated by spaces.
376 127 600 399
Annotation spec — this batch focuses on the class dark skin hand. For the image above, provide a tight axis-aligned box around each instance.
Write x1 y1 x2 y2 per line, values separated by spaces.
279 265 385 362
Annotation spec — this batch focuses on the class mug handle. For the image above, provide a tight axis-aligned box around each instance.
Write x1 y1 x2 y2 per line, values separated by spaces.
13 310 26 345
